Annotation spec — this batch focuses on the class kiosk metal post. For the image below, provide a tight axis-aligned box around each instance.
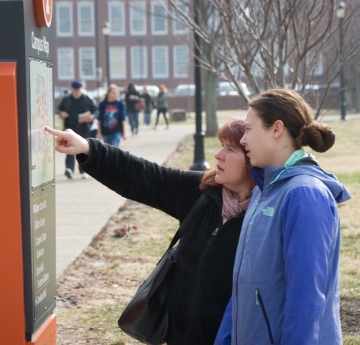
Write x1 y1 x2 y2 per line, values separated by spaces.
0 1 57 344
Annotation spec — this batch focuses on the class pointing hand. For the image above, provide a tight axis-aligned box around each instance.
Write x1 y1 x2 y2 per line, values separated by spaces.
45 127 90 155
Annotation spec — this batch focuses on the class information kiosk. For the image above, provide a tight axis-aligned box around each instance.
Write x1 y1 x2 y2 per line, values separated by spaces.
0 1 56 344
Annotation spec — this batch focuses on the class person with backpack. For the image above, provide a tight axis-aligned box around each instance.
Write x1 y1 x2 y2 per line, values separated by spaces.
141 86 156 128
96 84 126 147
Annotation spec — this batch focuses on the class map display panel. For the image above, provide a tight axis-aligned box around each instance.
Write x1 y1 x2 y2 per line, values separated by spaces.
30 59 54 188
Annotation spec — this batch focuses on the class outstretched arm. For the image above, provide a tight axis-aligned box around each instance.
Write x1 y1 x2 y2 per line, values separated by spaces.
45 126 90 155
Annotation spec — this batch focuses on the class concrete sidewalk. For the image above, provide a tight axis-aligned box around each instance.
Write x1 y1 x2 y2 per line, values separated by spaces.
55 122 195 278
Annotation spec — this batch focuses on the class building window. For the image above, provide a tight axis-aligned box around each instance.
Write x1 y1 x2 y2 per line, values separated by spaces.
152 46 168 78
56 2 73 37
77 2 94 36
151 2 167 35
110 47 126 79
58 48 74 80
131 46 147 79
108 2 125 35
173 46 189 78
79 48 96 80
130 2 146 36
172 3 189 34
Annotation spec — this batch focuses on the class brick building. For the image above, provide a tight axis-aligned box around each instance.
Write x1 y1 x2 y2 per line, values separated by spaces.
53 0 194 92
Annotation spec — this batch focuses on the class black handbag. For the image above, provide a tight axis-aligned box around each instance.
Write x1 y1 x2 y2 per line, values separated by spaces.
118 193 208 345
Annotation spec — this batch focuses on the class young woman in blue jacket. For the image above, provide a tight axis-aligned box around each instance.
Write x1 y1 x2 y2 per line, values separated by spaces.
97 84 126 148
215 89 351 345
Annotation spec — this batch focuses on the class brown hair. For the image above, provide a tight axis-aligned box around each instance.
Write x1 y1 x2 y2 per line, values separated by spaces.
248 89 335 152
102 84 120 101
200 117 255 190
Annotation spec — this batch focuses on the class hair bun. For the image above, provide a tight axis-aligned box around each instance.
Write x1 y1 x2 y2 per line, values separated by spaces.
303 122 335 152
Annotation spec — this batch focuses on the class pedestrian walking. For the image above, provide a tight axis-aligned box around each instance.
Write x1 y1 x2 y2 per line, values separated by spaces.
215 89 351 345
45 117 255 345
125 83 142 136
96 84 126 147
141 86 156 128
57 80 97 179
154 84 169 129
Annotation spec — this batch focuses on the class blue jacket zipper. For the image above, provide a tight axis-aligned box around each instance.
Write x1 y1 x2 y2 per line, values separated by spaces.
234 193 262 342
255 288 274 344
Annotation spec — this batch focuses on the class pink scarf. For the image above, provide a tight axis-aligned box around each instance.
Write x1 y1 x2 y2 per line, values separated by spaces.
222 187 251 223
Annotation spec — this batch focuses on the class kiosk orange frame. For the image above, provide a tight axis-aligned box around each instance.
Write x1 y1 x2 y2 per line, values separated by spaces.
0 62 56 345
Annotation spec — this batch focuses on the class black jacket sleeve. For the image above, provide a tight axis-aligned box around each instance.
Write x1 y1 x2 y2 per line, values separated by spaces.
77 139 204 221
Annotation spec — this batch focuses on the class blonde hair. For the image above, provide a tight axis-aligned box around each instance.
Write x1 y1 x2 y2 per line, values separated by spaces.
102 84 120 101
159 84 168 93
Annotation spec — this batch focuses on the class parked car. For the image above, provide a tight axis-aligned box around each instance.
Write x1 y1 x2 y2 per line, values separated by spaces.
54 87 69 99
173 84 196 97
86 87 108 99
217 81 251 97
136 85 159 98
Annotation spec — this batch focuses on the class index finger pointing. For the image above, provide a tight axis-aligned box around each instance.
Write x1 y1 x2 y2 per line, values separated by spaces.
45 126 66 137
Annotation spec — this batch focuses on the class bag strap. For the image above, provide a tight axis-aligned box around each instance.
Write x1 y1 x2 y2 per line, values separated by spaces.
167 193 208 250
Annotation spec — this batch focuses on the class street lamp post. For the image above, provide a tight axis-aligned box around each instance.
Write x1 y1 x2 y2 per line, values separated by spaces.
190 0 210 171
94 0 101 98
336 2 346 121
102 22 111 87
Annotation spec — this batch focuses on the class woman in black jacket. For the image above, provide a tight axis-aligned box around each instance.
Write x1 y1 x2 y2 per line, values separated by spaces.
46 118 255 345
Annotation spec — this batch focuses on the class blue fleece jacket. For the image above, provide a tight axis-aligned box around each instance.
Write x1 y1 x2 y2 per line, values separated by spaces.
215 157 350 345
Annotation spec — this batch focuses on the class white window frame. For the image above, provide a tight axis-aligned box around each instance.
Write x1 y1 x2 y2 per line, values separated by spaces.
151 2 168 35
172 2 189 34
56 2 73 37
130 1 147 36
173 45 189 78
152 46 169 79
77 2 95 36
110 47 127 79
57 48 74 80
108 1 126 36
131 46 148 79
79 47 96 80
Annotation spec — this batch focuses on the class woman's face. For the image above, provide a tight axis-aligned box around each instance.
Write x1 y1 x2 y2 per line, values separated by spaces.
214 140 247 193
108 88 118 101
240 108 274 168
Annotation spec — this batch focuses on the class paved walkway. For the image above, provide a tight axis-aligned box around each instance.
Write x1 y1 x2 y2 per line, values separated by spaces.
55 122 194 278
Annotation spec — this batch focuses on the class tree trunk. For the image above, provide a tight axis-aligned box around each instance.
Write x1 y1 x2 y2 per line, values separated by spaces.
203 68 218 137
352 60 360 112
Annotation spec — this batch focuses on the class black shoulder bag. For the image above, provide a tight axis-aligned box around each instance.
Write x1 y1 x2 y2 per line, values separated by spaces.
118 193 208 345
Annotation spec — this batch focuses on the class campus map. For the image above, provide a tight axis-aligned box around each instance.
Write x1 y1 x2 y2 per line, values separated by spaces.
30 59 54 188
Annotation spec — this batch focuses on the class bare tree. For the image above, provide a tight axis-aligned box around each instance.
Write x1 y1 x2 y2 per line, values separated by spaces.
200 1 221 136
162 0 360 119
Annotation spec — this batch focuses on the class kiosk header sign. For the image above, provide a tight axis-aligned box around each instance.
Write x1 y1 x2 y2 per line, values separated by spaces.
35 0 53 28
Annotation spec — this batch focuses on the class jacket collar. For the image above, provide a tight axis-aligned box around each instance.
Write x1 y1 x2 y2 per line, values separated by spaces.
250 155 319 192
